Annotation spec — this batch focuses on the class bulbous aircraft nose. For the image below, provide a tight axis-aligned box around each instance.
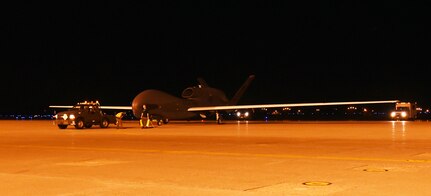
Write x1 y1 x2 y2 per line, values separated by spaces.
132 96 144 118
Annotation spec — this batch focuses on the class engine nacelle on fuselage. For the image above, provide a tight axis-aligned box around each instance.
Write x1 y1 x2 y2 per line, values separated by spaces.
181 87 204 98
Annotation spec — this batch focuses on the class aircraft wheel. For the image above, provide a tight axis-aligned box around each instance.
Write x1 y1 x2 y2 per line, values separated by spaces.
75 119 85 129
216 112 222 124
217 117 223 124
100 118 109 128
157 119 163 126
58 125 68 129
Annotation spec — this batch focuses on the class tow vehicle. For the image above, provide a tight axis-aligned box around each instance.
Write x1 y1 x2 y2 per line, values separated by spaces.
53 101 116 129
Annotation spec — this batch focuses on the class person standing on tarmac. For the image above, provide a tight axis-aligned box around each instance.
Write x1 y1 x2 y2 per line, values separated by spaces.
116 112 126 129
140 105 154 129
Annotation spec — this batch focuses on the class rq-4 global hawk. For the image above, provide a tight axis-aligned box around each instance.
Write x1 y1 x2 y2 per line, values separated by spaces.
50 75 399 125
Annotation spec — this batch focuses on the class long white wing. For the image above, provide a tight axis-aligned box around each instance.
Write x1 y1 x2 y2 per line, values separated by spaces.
49 106 132 110
187 100 399 112
100 106 133 110
49 105 74 109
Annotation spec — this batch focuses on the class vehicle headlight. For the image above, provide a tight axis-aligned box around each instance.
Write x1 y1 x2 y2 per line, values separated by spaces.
390 112 396 117
236 112 241 117
54 114 58 119
62 114 68 120
245 112 249 117
401 112 407 118
69 114 75 120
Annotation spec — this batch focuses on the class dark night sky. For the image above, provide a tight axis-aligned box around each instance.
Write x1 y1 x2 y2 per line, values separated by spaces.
1 1 430 114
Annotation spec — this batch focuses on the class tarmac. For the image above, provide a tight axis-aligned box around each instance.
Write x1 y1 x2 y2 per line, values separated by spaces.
1 120 431 195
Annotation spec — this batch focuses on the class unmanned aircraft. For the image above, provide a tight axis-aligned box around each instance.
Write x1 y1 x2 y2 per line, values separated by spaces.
50 75 398 124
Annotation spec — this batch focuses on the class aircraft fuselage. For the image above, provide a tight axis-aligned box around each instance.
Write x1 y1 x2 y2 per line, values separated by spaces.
130 76 253 122
131 88 229 120
131 90 195 119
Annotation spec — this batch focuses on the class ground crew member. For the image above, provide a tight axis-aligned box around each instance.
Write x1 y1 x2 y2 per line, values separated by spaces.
116 112 126 129
140 112 154 129
140 105 154 129
145 112 154 128
139 112 145 128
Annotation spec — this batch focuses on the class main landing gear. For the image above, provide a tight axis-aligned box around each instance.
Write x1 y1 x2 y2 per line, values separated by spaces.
216 111 223 124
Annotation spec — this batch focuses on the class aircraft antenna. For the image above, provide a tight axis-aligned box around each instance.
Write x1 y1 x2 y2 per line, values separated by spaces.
197 77 209 87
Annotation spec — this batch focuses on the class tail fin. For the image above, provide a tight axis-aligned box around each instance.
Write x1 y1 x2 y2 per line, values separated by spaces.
229 75 255 105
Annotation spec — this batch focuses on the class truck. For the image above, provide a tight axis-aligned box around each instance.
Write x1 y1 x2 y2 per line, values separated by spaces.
390 102 417 120
53 101 117 129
